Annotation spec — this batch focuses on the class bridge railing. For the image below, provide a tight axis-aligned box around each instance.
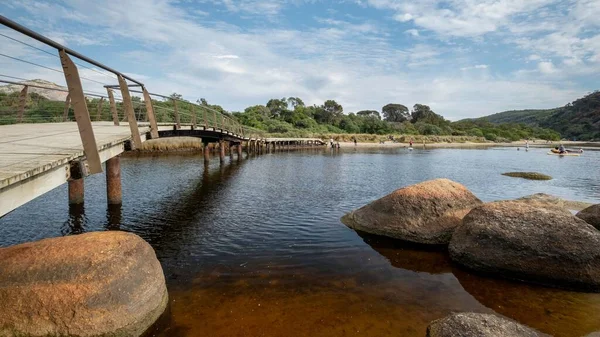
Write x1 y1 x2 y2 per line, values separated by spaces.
0 15 265 176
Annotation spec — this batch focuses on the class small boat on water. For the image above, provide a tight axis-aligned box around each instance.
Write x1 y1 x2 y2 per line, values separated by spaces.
548 148 583 156
547 151 581 156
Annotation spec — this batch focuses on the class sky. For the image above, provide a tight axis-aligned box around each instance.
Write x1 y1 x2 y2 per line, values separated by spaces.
0 0 599 120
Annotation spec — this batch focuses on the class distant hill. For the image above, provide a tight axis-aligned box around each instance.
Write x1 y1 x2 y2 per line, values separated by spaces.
476 91 600 140
0 79 68 101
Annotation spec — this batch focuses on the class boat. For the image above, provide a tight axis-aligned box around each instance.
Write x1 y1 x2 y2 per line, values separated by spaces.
547 151 581 156
549 148 583 155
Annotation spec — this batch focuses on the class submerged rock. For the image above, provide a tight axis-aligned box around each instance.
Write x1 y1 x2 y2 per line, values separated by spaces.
0 231 168 337
502 172 552 180
426 312 539 337
516 193 591 211
577 204 600 229
342 178 482 245
449 200 600 291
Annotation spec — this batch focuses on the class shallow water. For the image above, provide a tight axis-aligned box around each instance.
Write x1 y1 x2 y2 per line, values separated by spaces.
1 147 600 336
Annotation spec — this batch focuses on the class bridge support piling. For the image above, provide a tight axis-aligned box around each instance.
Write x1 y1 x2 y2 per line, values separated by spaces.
229 143 234 159
219 141 226 163
68 178 84 205
237 143 243 158
106 156 122 205
204 143 210 163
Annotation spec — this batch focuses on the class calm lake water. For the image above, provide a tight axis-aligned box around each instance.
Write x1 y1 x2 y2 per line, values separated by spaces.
1 146 600 336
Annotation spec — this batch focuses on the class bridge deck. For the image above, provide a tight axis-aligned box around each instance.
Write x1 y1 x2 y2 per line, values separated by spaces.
0 122 149 216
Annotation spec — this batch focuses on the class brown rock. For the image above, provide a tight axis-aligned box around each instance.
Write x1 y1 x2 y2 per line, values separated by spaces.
0 231 168 337
577 204 600 229
342 178 482 244
449 201 600 291
515 193 591 212
426 312 539 337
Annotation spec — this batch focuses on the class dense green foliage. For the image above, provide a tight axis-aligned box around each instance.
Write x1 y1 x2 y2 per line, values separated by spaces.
232 97 561 141
478 91 600 141
0 88 565 142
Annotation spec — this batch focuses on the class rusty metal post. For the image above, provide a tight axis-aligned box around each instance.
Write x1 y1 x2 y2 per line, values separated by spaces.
237 142 243 158
68 178 84 205
106 88 119 126
62 94 71 122
17 85 28 123
219 141 225 163
59 50 102 174
142 87 159 138
204 143 210 163
172 99 181 129
117 74 142 149
106 156 122 205
96 97 104 121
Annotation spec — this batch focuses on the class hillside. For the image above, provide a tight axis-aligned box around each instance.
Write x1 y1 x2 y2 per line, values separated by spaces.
0 79 68 101
478 91 600 141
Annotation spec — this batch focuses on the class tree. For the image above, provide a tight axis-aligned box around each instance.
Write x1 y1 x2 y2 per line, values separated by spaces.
382 103 410 122
357 110 381 119
266 98 288 118
287 97 305 108
170 93 183 101
323 100 343 115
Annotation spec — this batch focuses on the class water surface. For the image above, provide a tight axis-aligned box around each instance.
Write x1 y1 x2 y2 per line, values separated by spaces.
1 147 599 336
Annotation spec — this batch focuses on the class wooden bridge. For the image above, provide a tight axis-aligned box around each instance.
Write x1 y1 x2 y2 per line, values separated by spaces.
0 16 325 217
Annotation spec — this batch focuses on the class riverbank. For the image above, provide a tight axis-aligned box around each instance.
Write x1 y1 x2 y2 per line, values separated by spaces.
335 140 600 149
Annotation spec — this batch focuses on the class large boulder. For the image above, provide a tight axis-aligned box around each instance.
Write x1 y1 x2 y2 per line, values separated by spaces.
427 312 539 337
342 178 482 244
0 231 168 337
577 204 600 229
450 201 600 291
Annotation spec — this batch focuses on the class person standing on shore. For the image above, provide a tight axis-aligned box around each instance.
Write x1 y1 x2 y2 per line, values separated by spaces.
409 139 413 147
353 137 357 146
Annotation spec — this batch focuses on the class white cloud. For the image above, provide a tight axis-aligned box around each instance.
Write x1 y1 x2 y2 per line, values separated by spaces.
538 61 556 74
404 29 419 37
460 64 488 70
0 0 594 120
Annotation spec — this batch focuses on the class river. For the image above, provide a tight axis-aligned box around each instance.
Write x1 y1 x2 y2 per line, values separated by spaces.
1 146 599 336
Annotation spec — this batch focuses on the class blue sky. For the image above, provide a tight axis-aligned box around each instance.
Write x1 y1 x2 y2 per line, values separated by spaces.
1 0 599 119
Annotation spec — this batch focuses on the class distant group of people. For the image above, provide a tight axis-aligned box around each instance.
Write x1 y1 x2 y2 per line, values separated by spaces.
329 138 340 149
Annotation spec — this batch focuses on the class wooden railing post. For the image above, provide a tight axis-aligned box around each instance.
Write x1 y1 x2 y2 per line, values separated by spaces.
213 111 217 129
142 87 159 139
17 85 28 123
172 99 181 129
59 50 102 174
117 74 142 149
203 109 207 128
191 105 197 128
96 97 104 121
62 93 71 122
106 88 119 126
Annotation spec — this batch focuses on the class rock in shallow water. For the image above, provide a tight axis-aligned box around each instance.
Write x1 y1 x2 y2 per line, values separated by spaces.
0 231 168 337
426 312 539 337
449 200 600 292
577 204 600 229
342 178 482 245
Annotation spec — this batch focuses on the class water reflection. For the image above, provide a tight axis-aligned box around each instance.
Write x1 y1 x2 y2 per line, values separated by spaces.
356 231 453 274
60 203 87 235
453 267 600 337
106 204 122 230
